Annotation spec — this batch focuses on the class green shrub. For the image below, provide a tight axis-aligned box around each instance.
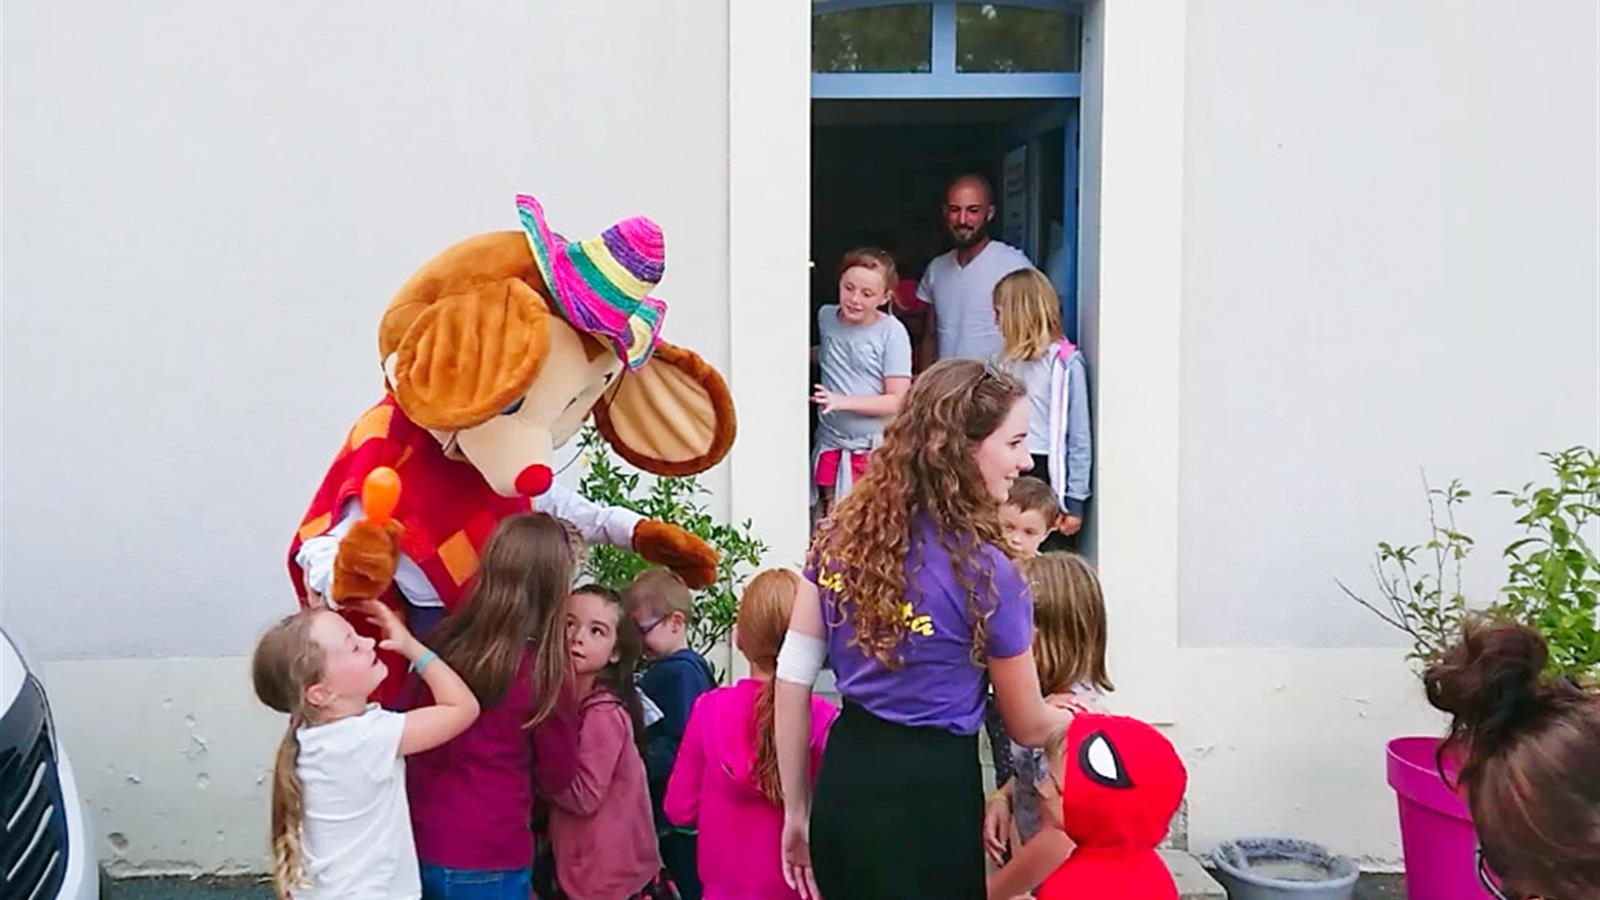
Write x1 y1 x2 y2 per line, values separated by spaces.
574 426 768 676
1340 446 1599 684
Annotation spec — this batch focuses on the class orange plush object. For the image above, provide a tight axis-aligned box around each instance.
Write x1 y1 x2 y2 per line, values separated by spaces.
632 519 719 589
594 342 738 478
329 520 405 603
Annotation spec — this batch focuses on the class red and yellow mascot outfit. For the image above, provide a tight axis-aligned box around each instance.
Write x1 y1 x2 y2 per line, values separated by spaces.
288 194 736 703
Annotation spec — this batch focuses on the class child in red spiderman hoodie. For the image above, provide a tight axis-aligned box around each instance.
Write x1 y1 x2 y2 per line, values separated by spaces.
1030 712 1188 900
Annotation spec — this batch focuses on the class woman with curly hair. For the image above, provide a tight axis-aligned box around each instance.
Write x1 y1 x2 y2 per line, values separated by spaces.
772 358 1078 900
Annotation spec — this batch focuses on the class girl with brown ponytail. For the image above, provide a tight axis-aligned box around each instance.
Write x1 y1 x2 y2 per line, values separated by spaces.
663 568 840 900
1424 619 1600 899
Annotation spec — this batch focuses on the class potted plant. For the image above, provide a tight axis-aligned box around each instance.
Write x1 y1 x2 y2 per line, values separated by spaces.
1338 446 1599 897
574 425 768 680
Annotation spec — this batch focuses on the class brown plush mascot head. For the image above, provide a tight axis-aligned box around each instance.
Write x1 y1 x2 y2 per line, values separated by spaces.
376 195 735 497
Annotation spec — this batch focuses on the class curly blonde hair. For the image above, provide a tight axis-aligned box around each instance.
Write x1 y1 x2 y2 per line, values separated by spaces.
808 358 1025 668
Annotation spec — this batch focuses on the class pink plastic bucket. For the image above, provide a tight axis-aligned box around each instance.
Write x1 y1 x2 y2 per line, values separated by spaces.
1385 737 1490 899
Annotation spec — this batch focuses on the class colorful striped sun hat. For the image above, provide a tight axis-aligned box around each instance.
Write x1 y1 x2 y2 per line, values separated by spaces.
516 193 668 371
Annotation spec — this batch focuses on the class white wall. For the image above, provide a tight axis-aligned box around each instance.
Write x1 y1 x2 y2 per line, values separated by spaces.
1178 0 1600 648
4 0 731 661
1165 0 1600 866
4 0 729 873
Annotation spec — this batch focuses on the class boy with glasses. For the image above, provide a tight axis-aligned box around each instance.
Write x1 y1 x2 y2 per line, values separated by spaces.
625 568 716 899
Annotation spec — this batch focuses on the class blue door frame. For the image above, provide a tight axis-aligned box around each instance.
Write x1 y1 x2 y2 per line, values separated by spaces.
813 0 1082 338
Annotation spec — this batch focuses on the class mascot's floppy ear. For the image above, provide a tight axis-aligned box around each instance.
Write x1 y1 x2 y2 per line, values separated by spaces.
379 232 554 431
593 341 736 477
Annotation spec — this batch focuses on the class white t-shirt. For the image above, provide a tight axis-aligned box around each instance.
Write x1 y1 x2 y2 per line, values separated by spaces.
294 706 419 900
916 240 1033 361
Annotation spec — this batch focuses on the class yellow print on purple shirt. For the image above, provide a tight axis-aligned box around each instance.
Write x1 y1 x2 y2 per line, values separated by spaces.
815 558 935 638
902 603 934 637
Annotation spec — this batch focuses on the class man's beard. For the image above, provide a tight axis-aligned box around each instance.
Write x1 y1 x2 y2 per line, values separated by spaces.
949 220 989 249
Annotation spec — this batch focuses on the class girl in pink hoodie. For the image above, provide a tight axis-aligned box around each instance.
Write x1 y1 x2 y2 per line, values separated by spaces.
548 585 665 900
665 569 839 900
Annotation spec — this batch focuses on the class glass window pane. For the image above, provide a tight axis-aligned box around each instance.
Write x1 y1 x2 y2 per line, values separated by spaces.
813 5 932 73
956 4 1080 73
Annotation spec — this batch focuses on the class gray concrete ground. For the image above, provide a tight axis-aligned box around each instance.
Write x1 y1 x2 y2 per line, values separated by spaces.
109 872 1409 898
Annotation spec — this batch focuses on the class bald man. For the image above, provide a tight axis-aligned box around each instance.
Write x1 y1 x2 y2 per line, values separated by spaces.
916 174 1033 363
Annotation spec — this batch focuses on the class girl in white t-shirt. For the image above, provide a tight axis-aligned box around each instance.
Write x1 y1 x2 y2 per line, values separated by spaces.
252 602 480 900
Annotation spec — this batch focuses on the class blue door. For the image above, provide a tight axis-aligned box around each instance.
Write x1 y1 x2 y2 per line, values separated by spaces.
813 0 1083 338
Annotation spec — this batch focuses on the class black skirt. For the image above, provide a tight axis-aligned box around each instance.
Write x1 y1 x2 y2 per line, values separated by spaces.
810 703 985 900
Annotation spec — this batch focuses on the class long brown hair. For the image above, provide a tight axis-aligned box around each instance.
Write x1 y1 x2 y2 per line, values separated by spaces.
1424 619 1600 898
993 267 1063 362
1024 554 1113 695
428 513 575 726
808 358 1025 667
736 568 802 805
572 584 650 756
251 610 327 900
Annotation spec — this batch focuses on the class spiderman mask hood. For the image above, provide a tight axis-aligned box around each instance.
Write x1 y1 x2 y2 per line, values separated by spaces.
1057 713 1187 852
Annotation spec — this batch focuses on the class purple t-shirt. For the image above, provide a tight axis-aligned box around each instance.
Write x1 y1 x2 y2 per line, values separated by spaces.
808 518 1034 735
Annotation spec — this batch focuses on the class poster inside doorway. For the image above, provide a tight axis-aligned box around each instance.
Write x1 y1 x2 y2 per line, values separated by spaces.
1001 145 1028 250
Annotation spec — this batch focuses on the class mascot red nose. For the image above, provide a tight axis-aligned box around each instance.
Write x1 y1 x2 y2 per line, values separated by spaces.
1037 713 1188 900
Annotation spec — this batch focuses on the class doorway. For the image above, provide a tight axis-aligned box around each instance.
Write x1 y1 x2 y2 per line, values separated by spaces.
810 98 1078 344
807 1 1085 522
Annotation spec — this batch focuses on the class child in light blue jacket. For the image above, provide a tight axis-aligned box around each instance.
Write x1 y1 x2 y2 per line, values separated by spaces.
993 267 1092 548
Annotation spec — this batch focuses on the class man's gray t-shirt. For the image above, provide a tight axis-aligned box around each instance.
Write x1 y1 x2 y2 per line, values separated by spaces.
815 305 912 448
916 240 1033 360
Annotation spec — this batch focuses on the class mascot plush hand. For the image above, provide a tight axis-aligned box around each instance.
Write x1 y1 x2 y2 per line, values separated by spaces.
1036 713 1188 900
287 194 735 695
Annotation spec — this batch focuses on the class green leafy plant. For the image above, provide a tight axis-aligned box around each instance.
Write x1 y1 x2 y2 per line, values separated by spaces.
1494 446 1600 678
1339 446 1600 684
1336 476 1473 669
574 426 768 672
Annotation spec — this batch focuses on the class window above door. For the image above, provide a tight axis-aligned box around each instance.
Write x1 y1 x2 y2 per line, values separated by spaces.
813 0 1082 98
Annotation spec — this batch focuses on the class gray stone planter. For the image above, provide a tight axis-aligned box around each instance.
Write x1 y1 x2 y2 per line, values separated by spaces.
1210 838 1358 900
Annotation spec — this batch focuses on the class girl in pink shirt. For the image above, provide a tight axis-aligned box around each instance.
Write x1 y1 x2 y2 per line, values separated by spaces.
404 513 581 899
548 585 665 900
664 569 839 900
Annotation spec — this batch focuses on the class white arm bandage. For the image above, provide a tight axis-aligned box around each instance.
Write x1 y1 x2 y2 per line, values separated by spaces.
775 630 828 687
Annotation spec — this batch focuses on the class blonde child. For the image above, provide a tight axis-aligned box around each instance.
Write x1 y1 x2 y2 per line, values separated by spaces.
992 268 1091 548
548 585 664 900
403 513 581 898
985 476 1073 789
252 601 480 900
663 569 840 900
984 553 1113 900
811 247 914 518
624 568 715 899
1001 476 1067 558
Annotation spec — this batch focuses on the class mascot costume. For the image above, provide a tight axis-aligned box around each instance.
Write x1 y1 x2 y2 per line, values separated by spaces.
288 194 735 702
1036 713 1188 899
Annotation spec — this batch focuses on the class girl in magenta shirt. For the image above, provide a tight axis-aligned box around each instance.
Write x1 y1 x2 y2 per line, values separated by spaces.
404 513 580 899
664 569 839 900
